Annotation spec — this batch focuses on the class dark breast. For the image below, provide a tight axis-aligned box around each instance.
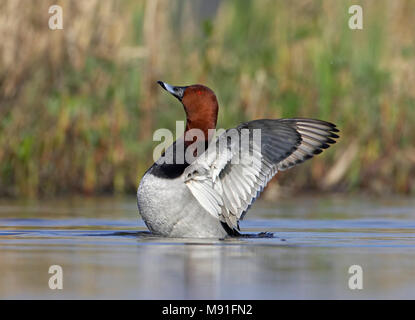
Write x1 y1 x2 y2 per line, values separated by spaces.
149 162 189 179
147 139 210 179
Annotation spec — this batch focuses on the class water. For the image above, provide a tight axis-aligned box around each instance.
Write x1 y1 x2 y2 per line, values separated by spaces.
1 196 415 299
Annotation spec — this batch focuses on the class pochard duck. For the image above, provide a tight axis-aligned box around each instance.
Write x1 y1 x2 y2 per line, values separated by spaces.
137 81 339 238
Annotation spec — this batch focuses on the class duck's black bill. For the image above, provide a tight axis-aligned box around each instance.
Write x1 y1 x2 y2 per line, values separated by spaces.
157 81 187 101
157 80 167 90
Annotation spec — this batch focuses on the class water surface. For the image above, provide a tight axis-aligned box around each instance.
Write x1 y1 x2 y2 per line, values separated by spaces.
1 196 414 299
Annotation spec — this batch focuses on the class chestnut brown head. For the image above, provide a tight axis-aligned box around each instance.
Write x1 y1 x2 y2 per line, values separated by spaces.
157 81 219 138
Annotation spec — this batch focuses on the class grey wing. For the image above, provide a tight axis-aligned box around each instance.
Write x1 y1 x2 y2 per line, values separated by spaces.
183 118 339 233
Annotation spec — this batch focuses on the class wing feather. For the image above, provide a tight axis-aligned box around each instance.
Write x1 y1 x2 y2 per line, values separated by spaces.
184 118 339 232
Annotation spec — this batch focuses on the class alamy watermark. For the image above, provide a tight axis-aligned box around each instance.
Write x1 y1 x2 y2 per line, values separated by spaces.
348 5 363 30
48 5 63 30
348 265 363 290
48 265 63 290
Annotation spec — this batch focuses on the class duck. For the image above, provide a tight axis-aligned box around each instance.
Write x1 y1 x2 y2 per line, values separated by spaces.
137 81 339 238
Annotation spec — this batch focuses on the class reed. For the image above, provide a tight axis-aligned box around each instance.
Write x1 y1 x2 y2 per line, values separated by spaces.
0 0 414 197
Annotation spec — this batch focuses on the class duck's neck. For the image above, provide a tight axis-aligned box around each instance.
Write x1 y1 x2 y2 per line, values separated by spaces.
181 87 219 148
184 116 217 144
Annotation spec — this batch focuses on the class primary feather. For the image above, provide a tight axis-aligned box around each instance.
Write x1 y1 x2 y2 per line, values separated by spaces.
183 118 339 232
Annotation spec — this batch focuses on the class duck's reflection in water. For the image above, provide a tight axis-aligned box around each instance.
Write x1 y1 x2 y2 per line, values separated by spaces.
2 230 415 299
134 240 256 299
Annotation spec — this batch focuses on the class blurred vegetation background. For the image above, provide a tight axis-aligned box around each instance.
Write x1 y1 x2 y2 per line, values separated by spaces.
0 0 414 198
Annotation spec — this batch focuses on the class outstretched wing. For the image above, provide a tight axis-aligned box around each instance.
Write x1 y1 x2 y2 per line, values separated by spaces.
183 118 339 233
